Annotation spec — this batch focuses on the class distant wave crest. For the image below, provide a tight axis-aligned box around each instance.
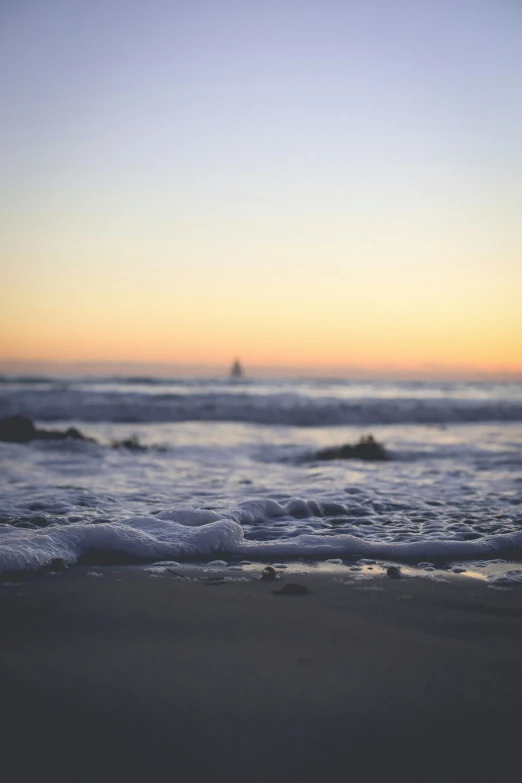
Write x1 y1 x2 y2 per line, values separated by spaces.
1 388 521 425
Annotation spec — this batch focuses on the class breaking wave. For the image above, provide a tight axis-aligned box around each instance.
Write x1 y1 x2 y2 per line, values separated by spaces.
1 388 522 426
2 501 522 574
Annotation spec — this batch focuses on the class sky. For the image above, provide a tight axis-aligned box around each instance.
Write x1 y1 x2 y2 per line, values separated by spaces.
1 0 521 378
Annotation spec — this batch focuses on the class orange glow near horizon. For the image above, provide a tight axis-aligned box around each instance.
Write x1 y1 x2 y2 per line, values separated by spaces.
1 257 521 379
2 2 522 381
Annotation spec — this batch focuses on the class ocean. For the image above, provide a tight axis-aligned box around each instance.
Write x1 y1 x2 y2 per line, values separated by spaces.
1 374 521 579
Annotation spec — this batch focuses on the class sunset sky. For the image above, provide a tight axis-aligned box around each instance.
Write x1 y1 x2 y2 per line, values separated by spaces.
1 0 521 378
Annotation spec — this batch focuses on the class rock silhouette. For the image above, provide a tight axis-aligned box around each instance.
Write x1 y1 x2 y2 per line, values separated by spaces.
0 415 93 444
314 435 389 462
260 566 277 582
0 415 144 450
111 435 147 451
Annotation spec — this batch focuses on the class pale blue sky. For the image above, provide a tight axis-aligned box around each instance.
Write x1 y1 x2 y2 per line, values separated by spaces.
1 0 521 374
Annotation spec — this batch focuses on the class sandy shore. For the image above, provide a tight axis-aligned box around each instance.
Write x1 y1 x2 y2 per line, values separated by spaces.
2 565 522 781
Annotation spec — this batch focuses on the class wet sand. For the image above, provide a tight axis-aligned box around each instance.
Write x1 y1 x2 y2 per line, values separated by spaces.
2 566 522 782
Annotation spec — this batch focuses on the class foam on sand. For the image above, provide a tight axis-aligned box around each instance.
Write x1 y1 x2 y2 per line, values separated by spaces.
2 507 522 574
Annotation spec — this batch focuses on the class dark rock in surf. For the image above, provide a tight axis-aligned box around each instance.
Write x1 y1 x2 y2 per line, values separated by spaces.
386 566 402 579
39 558 68 574
0 415 38 442
0 415 151 452
58 427 89 441
261 566 277 582
0 415 94 444
111 435 147 451
314 435 389 462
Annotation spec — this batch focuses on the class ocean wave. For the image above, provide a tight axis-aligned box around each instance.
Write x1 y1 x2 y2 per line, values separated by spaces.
1 388 521 425
2 502 522 574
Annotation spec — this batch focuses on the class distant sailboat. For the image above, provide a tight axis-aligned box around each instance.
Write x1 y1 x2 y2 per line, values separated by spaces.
230 359 244 379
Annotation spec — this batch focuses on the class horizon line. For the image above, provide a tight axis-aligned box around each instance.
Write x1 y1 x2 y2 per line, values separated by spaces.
1 358 521 383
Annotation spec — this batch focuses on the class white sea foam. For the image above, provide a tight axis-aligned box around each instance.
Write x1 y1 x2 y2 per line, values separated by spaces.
2 509 522 575
0 516 243 574
1 377 521 576
156 508 223 526
151 561 181 567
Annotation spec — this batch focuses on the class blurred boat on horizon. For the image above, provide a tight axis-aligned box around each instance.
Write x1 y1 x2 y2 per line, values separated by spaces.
230 359 244 379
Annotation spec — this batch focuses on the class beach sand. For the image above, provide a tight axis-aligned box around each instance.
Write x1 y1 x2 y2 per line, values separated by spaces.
2 565 522 782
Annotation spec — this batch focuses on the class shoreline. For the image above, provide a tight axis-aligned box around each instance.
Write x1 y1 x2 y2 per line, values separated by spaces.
2 554 522 585
2 565 522 781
